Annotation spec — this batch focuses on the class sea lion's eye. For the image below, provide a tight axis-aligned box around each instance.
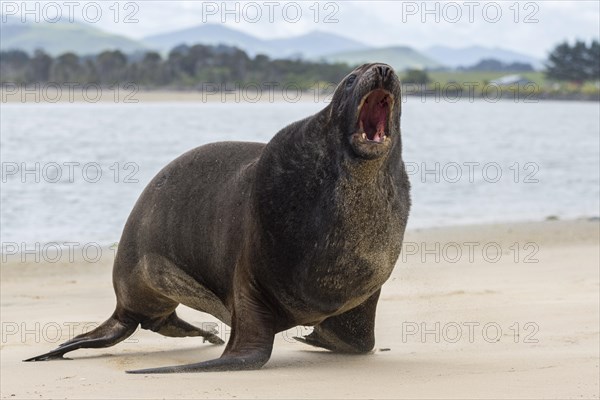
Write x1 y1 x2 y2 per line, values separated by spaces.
346 75 357 87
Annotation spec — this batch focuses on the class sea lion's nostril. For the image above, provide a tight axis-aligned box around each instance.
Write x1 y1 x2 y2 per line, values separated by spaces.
381 66 391 78
374 65 390 79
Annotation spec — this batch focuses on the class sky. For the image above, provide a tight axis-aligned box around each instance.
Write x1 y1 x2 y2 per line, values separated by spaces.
2 1 599 58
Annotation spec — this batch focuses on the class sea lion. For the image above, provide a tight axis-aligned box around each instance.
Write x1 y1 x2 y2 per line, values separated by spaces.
25 62 411 373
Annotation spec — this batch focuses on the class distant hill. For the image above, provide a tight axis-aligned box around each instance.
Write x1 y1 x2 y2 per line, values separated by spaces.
322 46 444 71
0 17 147 55
1 18 368 61
264 31 368 59
0 17 545 72
143 24 272 56
425 45 543 70
143 25 368 59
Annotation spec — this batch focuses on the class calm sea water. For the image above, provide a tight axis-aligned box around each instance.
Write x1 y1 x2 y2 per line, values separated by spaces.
1 99 599 246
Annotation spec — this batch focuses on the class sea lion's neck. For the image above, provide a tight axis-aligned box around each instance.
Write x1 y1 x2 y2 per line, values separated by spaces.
316 109 398 186
257 107 397 191
254 110 403 237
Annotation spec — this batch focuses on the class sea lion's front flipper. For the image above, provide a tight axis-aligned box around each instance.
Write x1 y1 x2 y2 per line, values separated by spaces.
127 288 276 373
125 351 270 373
295 290 381 354
126 325 274 373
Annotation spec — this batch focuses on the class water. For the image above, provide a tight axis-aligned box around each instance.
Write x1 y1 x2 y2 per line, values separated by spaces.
1 99 599 246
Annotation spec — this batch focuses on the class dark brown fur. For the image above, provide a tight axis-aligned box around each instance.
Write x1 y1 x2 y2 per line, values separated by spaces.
25 63 411 373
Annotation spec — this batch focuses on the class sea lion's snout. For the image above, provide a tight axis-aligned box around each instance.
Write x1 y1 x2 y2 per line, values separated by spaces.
374 64 392 80
365 63 398 92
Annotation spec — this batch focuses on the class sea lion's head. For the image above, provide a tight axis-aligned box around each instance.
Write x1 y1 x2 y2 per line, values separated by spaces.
330 63 402 160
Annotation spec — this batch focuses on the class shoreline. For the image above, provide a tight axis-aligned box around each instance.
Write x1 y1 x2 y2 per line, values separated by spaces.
1 218 598 399
1 88 599 104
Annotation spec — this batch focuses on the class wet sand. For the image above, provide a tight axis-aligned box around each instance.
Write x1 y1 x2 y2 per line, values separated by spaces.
1 219 598 399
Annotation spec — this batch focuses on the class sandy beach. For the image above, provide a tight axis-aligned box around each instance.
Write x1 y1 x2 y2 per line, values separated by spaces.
1 219 598 399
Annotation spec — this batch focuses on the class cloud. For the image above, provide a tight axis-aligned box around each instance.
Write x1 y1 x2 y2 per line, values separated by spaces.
4 0 598 58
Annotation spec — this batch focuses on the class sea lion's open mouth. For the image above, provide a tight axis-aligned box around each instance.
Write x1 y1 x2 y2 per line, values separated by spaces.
357 89 393 143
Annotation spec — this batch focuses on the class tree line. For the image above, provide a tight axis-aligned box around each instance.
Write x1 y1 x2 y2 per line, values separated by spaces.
545 39 599 83
1 39 598 89
0 44 350 89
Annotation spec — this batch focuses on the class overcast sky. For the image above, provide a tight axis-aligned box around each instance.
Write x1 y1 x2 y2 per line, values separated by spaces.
4 1 599 58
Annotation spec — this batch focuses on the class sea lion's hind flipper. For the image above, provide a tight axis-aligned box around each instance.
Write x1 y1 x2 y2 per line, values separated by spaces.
293 334 339 352
150 311 224 345
295 290 381 354
23 312 138 362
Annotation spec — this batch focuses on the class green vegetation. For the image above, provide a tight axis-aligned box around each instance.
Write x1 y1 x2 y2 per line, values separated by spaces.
426 71 546 86
458 58 534 72
406 40 599 97
0 45 350 89
413 69 598 100
402 69 431 85
1 20 146 56
1 39 598 100
545 39 599 83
